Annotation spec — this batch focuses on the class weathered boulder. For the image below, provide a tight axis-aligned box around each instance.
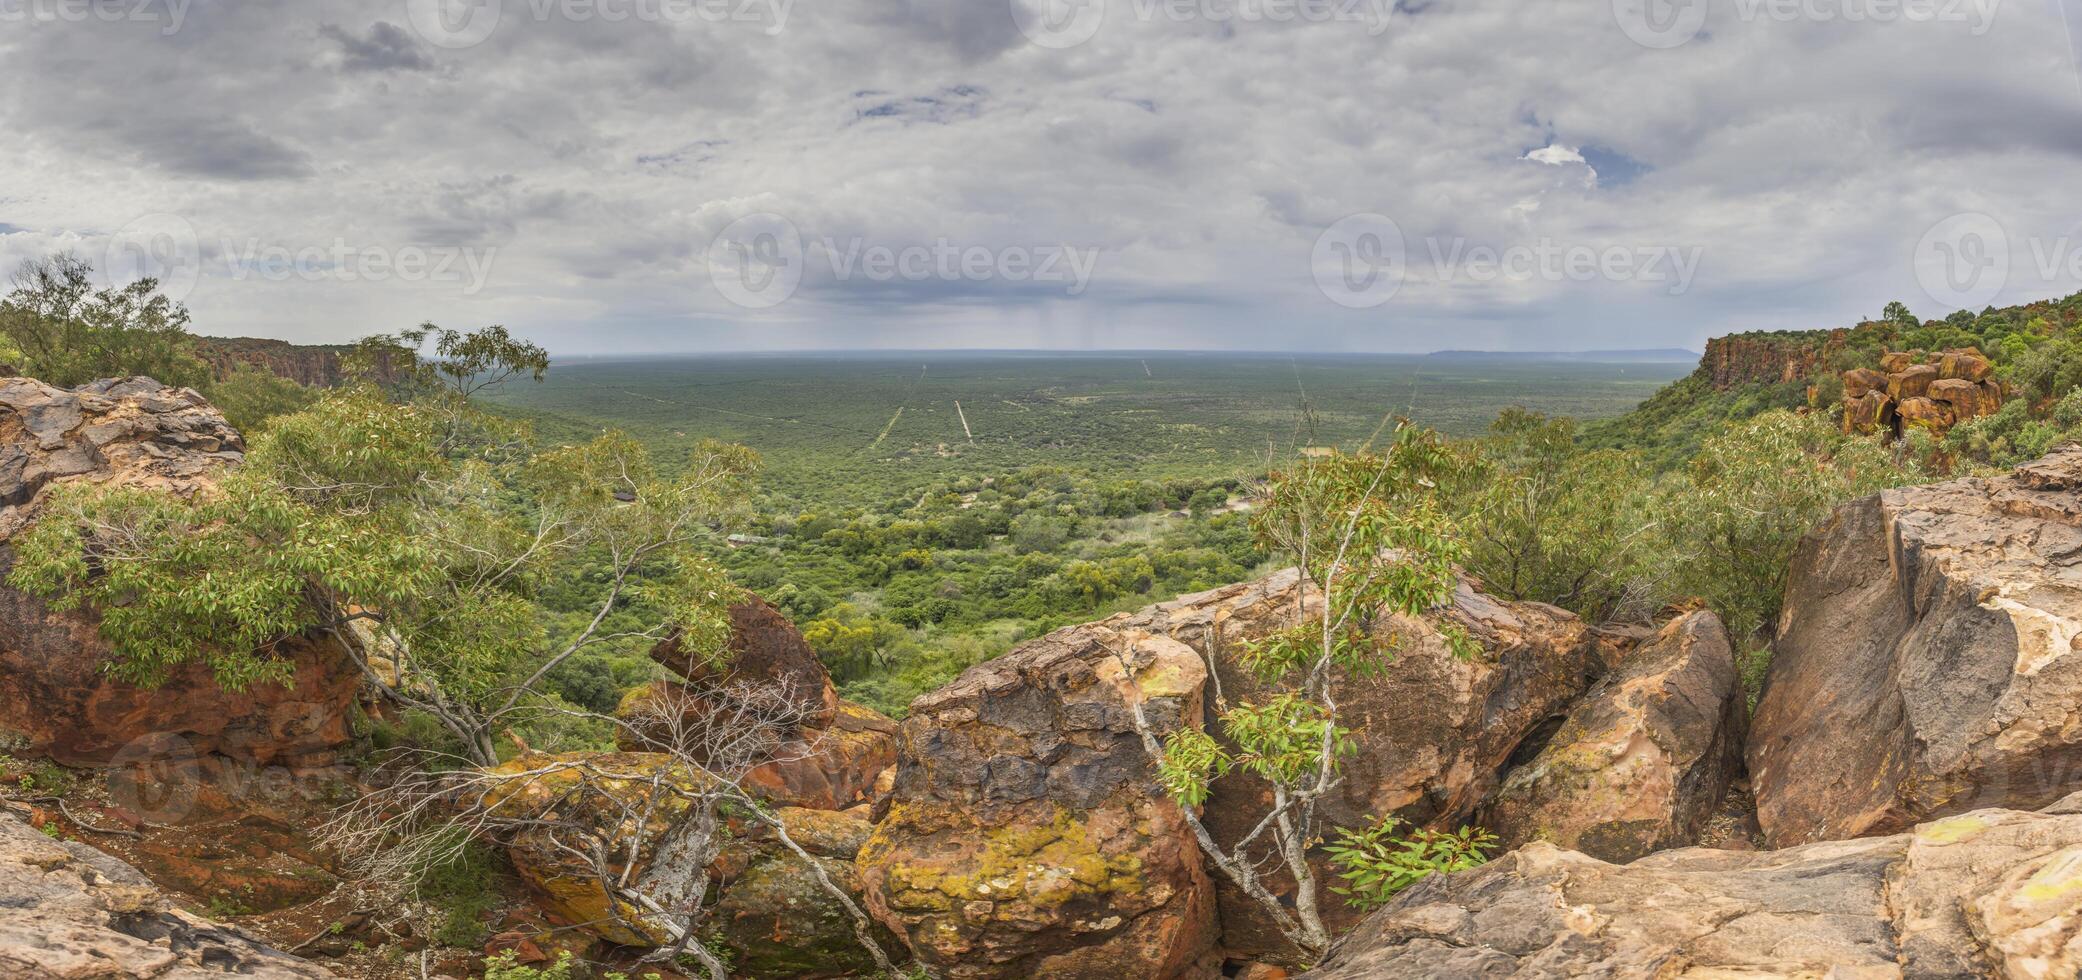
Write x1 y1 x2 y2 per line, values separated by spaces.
0 377 362 769
1939 346 1995 382
1841 366 1888 398
1752 446 2082 847
618 597 897 811
1481 611 1746 862
712 808 902 979
487 752 899 968
1891 362 1940 399
1111 568 1608 961
0 811 334 978
1842 388 1892 433
651 596 841 727
1899 394 1949 429
1302 795 2082 979
858 626 1217 980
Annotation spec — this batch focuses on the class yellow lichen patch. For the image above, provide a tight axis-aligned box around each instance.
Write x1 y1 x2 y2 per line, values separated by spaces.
2015 847 2082 905
1916 814 1992 845
877 806 1146 913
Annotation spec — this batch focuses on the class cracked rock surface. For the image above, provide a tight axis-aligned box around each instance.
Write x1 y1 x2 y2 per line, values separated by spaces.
1303 793 2082 979
0 811 334 978
1750 445 2082 846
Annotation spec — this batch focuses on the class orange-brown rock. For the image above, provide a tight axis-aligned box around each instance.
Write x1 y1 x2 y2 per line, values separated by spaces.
652 596 840 727
0 377 361 769
1752 447 2082 846
1928 377 1981 413
1890 363 1940 400
1111 569 1609 963
1898 395 1950 430
1938 347 1994 382
619 599 896 811
1841 367 1888 397
1842 390 1891 433
1481 611 1746 862
858 627 1216 980
1880 350 1918 373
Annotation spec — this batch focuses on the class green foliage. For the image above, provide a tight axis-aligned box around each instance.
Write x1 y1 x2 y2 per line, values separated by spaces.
418 837 506 949
12 332 756 765
1324 815 1497 911
1459 410 1659 622
0 252 209 388
1663 410 1922 642
205 363 317 434
483 951 578 980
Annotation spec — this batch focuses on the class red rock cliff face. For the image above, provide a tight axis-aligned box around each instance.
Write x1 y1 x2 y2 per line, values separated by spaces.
194 337 404 388
1699 330 1845 388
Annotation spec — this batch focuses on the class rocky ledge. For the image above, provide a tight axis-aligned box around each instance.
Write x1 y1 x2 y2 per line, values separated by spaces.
1751 444 2082 846
1304 793 2082 979
0 810 333 978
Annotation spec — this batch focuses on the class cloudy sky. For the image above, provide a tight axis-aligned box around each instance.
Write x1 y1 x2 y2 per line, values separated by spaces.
1 0 2078 354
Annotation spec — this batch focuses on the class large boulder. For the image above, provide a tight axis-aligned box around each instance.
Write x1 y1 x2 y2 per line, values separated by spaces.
0 811 334 978
711 807 903 979
1301 794 2082 979
487 751 897 968
1752 447 2082 846
857 626 1217 980
1111 568 1610 961
0 377 361 769
1481 611 1746 862
618 597 896 811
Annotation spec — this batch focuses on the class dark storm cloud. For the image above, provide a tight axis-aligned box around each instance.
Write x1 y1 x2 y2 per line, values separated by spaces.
320 21 437 73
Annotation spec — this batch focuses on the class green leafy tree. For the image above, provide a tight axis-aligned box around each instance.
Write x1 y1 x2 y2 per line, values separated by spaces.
1663 410 1922 651
205 362 318 433
1125 426 1472 957
1324 815 1497 911
1460 410 1661 622
11 330 757 768
0 252 208 388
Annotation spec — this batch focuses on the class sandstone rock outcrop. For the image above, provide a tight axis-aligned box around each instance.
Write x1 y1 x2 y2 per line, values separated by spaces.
617 597 897 811
1752 446 2082 846
858 626 1216 980
0 377 361 769
0 810 335 978
1301 795 2082 979
1701 330 1844 388
1840 347 2005 436
1481 611 1746 862
712 807 902 979
1110 568 1609 960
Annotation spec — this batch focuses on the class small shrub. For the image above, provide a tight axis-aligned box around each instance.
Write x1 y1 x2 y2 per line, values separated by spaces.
1324 815 1498 912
